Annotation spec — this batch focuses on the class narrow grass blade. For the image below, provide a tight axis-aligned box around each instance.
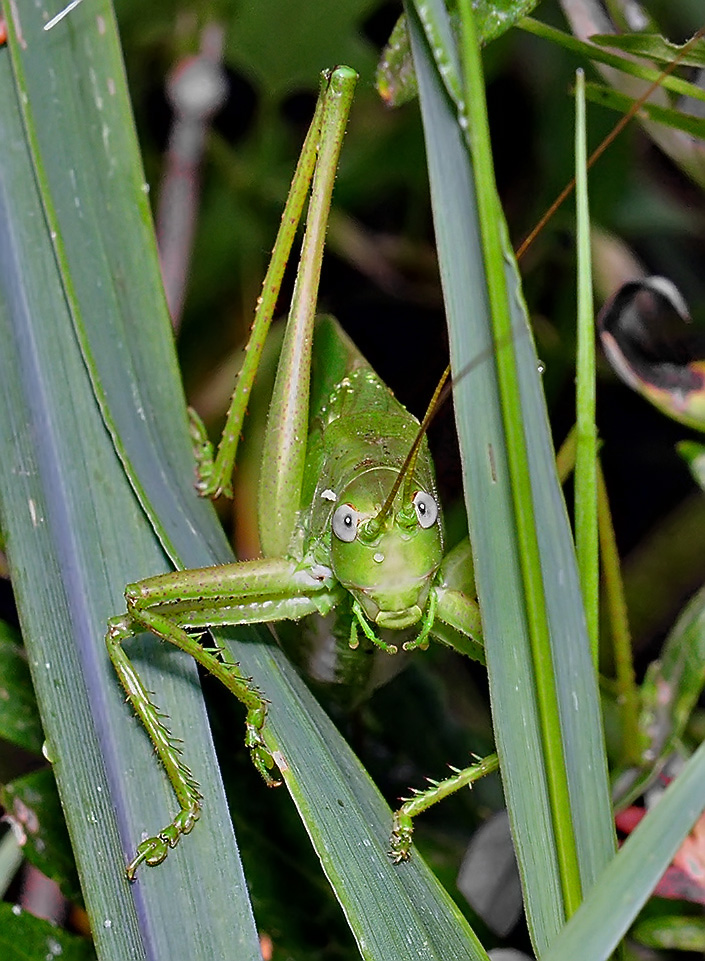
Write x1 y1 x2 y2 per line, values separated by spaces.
541 739 705 961
407 0 614 951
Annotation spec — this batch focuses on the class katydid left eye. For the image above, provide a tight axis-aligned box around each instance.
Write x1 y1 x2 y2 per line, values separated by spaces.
332 504 360 542
412 491 438 528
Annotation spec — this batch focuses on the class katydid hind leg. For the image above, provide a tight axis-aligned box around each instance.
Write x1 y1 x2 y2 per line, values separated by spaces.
259 67 357 557
190 74 327 500
106 608 281 880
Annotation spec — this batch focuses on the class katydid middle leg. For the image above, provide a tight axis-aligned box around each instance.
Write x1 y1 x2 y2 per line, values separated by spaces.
386 536 497 862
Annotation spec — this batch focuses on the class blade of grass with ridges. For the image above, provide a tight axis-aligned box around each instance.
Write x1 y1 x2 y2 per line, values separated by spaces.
0 27 262 959
407 0 614 952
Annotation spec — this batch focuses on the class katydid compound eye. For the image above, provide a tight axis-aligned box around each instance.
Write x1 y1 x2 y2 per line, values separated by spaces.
412 491 438 529
332 504 360 542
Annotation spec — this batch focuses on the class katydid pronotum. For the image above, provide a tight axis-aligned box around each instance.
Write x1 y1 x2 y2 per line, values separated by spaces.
107 66 487 880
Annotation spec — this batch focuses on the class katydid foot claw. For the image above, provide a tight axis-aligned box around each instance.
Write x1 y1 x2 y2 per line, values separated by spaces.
246 724 283 787
389 810 413 864
125 805 201 881
188 407 233 499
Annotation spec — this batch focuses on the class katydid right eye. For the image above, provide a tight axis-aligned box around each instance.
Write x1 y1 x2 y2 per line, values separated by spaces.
332 504 360 542
412 491 438 529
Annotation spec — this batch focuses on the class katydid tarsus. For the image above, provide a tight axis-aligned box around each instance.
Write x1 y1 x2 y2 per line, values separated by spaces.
107 39 695 879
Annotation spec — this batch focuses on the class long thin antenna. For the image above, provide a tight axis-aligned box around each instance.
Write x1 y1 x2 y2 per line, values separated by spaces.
404 27 705 474
516 24 705 261
368 367 450 532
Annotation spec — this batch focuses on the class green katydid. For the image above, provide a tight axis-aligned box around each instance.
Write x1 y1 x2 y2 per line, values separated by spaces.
107 65 487 880
107 29 698 878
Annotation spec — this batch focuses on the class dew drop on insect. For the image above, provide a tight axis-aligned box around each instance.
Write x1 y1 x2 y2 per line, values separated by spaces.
373 552 384 564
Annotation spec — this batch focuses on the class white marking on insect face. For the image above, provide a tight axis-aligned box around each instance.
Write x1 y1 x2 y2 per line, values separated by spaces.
321 488 337 501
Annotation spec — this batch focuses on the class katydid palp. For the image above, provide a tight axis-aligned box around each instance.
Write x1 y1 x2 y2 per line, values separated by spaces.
107 66 486 880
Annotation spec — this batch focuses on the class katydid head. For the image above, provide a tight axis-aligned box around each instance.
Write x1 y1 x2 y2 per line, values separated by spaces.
330 467 443 630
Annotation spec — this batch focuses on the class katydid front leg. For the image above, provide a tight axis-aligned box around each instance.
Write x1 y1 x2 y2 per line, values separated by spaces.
106 558 343 879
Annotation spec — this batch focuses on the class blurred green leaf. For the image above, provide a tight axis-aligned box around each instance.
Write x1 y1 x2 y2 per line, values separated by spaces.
680 439 705 490
633 913 705 951
591 31 705 69
376 0 540 106
0 902 96 961
584 80 705 140
641 584 705 762
0 625 44 755
1 769 82 905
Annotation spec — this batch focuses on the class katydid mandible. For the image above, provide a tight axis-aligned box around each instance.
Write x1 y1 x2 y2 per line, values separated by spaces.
107 66 485 881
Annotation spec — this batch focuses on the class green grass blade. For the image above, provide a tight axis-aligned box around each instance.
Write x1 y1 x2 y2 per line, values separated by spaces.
519 19 705 106
542 739 705 961
573 69 599 661
407 0 615 951
2 4 492 958
583 81 705 141
6 0 223 567
0 26 264 961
